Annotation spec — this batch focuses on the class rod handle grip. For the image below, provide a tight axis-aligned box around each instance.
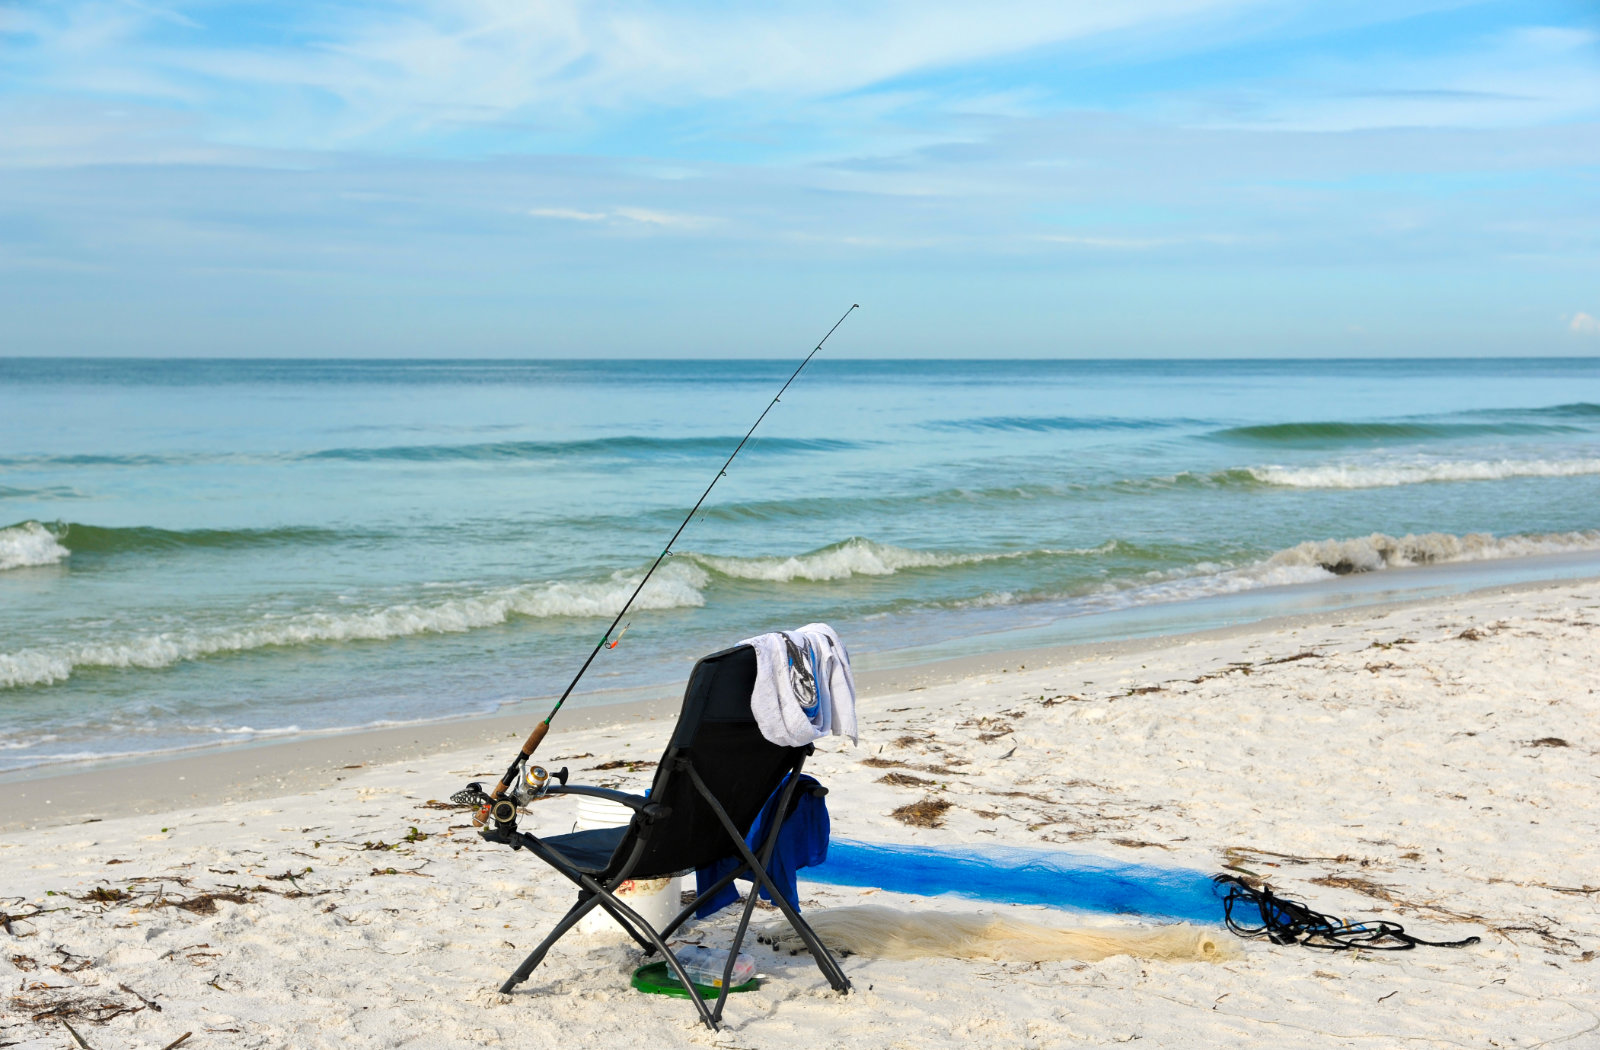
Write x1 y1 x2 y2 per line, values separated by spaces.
519 720 550 759
472 721 553 827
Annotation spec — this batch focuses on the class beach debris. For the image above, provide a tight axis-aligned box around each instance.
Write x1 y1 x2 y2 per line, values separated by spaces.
1526 737 1570 748
49 947 93 974
588 758 656 772
9 981 143 1025
117 981 161 1012
890 797 952 828
163 890 253 915
876 772 937 788
419 798 473 810
2 897 67 937
76 887 128 906
861 756 970 776
160 943 220 965
1259 650 1323 665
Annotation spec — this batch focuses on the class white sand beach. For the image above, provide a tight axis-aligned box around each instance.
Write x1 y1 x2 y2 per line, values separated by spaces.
4 578 1598 1049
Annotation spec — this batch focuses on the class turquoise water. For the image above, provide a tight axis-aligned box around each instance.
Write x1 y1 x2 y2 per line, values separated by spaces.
2 357 1598 773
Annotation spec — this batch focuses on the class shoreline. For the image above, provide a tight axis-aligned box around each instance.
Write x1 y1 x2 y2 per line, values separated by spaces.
4 569 1595 832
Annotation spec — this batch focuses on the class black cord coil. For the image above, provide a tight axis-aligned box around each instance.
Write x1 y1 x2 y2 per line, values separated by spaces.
1213 875 1480 951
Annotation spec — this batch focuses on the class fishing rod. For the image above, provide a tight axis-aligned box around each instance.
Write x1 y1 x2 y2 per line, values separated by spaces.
469 304 859 829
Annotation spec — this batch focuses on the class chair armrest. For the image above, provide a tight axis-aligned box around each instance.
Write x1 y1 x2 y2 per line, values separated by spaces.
544 784 650 811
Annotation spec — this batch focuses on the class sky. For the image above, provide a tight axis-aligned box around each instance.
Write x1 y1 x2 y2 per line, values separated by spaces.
1 0 1597 357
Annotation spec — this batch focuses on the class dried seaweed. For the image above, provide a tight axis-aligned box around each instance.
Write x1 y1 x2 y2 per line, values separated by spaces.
1259 651 1322 666
890 797 952 828
158 890 253 915
876 772 936 788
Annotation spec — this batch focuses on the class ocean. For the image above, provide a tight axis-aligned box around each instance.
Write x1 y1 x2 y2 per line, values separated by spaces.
3 357 1598 775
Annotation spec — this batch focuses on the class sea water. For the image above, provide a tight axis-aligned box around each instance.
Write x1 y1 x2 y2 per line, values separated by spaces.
2 357 1598 774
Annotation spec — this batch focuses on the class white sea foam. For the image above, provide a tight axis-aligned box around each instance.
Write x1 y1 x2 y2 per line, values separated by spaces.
686 537 1081 582
1249 457 1600 489
1264 530 1600 573
0 561 711 689
0 521 69 570
1079 530 1600 613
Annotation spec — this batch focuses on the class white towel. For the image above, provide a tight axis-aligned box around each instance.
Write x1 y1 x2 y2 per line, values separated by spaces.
741 622 859 747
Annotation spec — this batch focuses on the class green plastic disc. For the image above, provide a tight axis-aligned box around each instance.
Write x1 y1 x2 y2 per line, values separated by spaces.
630 960 761 998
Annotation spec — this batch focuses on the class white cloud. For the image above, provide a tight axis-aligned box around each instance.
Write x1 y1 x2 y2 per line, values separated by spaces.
610 206 707 227
1170 22 1600 132
529 207 608 222
529 204 712 229
1571 312 1600 335
13 0 1269 151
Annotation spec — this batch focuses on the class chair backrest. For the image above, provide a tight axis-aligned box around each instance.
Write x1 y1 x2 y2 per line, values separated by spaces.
605 644 808 879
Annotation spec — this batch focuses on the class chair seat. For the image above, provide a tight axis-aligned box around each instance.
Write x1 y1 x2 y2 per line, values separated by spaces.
544 826 629 874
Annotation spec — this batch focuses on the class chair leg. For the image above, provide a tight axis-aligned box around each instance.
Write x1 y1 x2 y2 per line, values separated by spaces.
711 876 767 1024
685 763 852 996
579 874 721 1031
757 877 851 992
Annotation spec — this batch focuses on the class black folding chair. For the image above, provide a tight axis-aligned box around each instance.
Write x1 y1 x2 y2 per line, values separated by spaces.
481 643 851 1029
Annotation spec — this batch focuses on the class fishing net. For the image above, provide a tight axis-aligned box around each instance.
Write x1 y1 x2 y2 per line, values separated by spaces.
763 905 1235 963
805 839 1221 924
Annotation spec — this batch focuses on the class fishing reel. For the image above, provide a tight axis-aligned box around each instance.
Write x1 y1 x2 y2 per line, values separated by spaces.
454 762 569 837
510 761 569 805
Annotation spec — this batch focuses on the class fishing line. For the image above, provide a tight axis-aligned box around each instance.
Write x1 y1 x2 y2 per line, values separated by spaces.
466 304 860 827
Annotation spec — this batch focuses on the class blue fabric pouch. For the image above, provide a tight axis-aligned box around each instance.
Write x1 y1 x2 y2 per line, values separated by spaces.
693 772 830 918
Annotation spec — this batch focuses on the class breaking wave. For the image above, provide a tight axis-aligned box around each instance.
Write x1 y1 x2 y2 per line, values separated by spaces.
0 561 712 689
1260 530 1600 576
1246 458 1600 489
0 537 1086 688
683 537 1088 582
7 526 1599 690
957 529 1600 615
1210 419 1585 446
0 522 70 570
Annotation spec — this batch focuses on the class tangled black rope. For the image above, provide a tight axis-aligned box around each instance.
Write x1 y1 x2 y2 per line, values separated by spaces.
1213 875 1481 951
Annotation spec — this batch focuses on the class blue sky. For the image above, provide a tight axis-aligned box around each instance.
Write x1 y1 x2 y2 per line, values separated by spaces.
1 0 1597 356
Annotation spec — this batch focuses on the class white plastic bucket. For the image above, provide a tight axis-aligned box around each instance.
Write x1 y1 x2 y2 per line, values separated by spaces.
572 796 680 937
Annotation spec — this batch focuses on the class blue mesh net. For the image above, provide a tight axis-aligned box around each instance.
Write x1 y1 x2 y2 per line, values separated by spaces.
804 839 1222 924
